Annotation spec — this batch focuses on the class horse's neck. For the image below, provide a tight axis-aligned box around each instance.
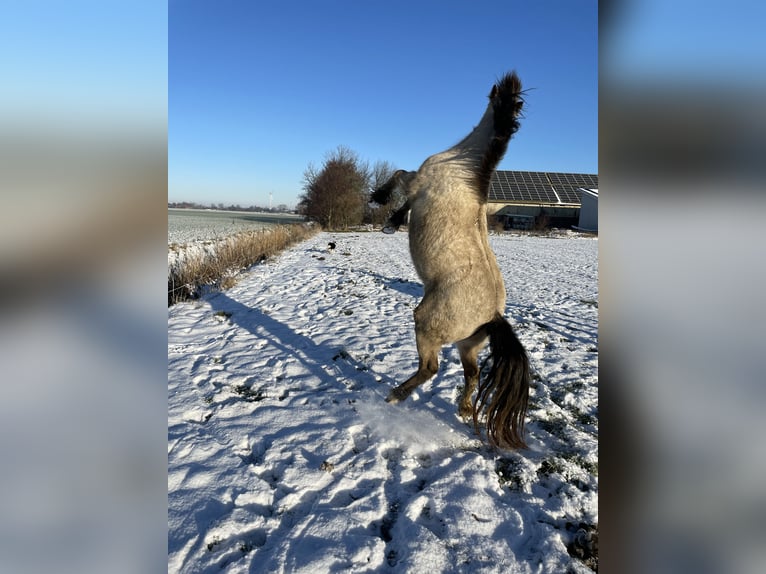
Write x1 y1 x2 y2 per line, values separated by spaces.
450 104 495 161
415 103 496 204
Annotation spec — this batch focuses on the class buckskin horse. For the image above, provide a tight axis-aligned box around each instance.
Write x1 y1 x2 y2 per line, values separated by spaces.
374 72 529 448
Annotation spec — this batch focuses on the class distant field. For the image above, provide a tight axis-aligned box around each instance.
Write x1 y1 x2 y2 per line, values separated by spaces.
168 208 305 244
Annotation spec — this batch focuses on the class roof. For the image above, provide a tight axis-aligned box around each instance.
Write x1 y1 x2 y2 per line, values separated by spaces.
489 171 598 206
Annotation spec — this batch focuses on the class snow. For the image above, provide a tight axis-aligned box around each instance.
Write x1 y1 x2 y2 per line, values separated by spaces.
168 231 598 573
168 209 303 245
167 210 308 277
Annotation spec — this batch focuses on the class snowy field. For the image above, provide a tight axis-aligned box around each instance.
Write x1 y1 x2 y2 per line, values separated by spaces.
168 209 307 275
169 209 304 245
168 231 598 573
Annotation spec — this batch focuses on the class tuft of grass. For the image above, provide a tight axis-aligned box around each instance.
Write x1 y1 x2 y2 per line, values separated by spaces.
566 522 598 571
168 223 319 305
496 458 525 491
561 452 599 476
537 457 566 478
573 410 598 427
233 384 266 402
537 416 569 439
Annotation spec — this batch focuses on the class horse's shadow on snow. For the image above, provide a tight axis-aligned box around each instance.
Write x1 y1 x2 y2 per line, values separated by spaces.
356 268 424 299
207 292 395 393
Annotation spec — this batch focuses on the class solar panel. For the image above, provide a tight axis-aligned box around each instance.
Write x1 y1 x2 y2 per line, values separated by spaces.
546 172 599 204
489 171 598 205
491 171 561 204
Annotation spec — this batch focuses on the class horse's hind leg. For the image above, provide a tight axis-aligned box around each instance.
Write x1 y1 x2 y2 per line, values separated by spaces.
386 329 441 404
456 329 488 419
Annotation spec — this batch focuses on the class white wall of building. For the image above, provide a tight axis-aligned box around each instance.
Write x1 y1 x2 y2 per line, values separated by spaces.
577 188 598 232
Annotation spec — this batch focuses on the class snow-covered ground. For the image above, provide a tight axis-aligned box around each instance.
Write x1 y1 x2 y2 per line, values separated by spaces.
168 231 598 573
168 210 308 279
169 209 304 245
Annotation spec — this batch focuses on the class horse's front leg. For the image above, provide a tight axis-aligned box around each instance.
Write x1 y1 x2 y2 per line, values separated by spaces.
382 201 410 234
386 326 440 404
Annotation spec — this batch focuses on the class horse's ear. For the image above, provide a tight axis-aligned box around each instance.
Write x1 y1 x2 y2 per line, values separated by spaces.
489 84 498 99
395 170 416 188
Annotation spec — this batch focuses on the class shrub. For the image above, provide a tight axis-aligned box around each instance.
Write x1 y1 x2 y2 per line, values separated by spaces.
298 146 369 230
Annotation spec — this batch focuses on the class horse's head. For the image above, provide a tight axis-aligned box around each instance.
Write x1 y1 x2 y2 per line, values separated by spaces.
371 170 417 205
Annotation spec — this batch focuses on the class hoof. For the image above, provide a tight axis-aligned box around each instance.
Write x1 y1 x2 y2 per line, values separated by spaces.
386 387 409 404
382 226 396 235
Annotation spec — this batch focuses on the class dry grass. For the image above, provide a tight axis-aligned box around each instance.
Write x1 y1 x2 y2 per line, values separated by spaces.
487 214 506 233
168 223 319 305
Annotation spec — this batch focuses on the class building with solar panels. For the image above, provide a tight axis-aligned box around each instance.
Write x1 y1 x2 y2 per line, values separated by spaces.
488 171 598 230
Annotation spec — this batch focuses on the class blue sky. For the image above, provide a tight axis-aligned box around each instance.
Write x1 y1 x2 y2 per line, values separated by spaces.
604 0 766 83
1 1 166 126
170 0 598 208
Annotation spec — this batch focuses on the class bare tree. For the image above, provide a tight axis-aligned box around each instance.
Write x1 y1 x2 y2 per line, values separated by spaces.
370 159 398 191
367 159 402 225
298 146 370 230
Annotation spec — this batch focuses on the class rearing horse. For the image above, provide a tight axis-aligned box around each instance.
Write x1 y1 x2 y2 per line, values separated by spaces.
375 72 529 449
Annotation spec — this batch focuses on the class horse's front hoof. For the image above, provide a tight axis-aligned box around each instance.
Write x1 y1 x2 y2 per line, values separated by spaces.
382 226 396 235
386 388 407 403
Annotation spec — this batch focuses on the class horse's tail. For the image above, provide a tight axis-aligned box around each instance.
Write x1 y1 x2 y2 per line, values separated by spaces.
473 313 530 449
476 71 525 200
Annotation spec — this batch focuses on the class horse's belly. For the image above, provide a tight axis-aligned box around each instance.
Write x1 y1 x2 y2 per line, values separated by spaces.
409 228 486 279
408 197 504 322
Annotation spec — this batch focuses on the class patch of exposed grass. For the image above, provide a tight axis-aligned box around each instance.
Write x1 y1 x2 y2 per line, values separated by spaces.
565 522 598 571
496 458 525 491
168 223 320 305
536 416 569 439
561 452 599 476
573 410 598 427
537 457 566 478
233 384 266 402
